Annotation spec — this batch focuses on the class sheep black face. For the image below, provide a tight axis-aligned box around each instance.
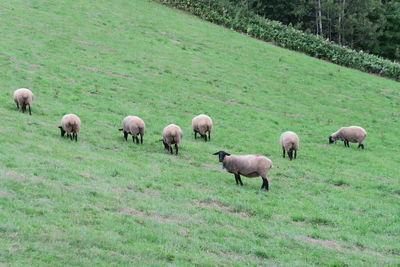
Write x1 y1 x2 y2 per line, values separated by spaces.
212 151 231 162
163 141 169 150
58 126 66 137
328 136 335 144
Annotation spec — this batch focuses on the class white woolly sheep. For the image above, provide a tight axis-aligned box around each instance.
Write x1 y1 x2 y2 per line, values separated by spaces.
161 124 183 155
58 114 81 142
192 114 213 142
329 126 367 149
13 88 34 115
119 116 145 144
212 151 273 190
280 131 299 160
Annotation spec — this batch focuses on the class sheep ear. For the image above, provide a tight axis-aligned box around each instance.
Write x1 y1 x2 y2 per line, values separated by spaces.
118 128 123 131
58 126 62 129
225 153 231 156
212 152 220 155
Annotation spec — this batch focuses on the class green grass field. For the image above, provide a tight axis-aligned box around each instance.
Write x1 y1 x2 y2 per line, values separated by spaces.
1 0 399 266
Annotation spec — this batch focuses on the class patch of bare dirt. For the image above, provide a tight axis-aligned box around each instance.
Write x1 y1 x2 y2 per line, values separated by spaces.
297 235 340 248
75 40 94 46
80 172 94 180
170 39 181 44
194 199 249 218
202 163 220 170
5 171 24 179
159 31 167 35
284 112 303 117
121 208 181 223
225 99 238 104
79 65 134 80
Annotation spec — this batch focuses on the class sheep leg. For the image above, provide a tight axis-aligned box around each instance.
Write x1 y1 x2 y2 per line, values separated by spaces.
175 144 178 155
282 148 285 158
204 134 207 142
28 105 31 115
261 178 269 191
169 146 173 154
16 102 19 110
294 150 297 159
22 105 26 113
75 133 78 142
70 133 73 141
123 131 128 141
140 134 143 144
288 150 293 160
234 174 239 185
194 131 197 139
358 143 364 149
208 131 211 141
238 175 243 186
132 136 135 143
135 136 139 144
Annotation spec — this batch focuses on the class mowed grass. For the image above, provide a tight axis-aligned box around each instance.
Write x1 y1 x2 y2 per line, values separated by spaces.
0 0 399 266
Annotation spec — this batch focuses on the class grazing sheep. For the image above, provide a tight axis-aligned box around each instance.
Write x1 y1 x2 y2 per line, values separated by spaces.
58 114 81 142
192 114 213 142
13 88 34 115
329 126 367 149
280 131 299 160
119 116 145 144
212 151 273 190
161 124 182 155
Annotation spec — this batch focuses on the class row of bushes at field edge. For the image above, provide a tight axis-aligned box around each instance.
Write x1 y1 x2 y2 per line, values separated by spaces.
156 0 400 82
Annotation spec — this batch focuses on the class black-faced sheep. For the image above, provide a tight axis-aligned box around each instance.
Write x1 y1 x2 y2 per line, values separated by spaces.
119 116 145 144
58 114 81 142
13 88 34 115
192 114 213 142
280 131 299 160
161 124 182 155
329 126 367 149
213 151 273 190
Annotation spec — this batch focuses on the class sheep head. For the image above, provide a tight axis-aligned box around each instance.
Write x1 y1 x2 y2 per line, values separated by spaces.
212 151 231 162
58 126 66 137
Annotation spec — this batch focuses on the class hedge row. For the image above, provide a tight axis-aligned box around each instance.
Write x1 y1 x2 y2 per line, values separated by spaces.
156 0 400 82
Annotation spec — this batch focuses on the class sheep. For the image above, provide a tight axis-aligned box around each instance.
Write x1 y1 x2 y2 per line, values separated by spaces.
328 126 367 149
212 151 273 190
161 124 183 155
192 114 213 142
280 131 299 160
13 88 34 115
119 116 145 144
58 114 81 142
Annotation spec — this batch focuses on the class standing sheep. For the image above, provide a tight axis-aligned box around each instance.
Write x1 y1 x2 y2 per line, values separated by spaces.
329 126 367 149
192 114 213 142
58 114 81 142
161 124 182 155
13 88 34 115
212 151 273 190
280 131 299 160
119 116 145 144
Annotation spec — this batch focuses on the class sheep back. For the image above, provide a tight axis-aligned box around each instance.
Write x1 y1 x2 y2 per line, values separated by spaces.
280 131 299 151
13 88 34 107
223 155 272 178
163 124 182 145
122 116 145 136
61 114 81 134
192 114 213 135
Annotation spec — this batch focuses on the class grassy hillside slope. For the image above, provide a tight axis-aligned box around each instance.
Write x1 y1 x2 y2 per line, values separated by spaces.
0 0 399 266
